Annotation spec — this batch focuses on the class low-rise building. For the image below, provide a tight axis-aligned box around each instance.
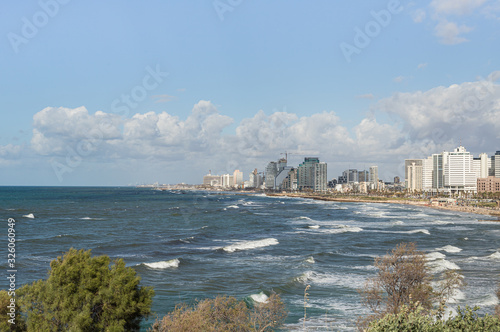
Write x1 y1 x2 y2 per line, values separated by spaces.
477 176 500 193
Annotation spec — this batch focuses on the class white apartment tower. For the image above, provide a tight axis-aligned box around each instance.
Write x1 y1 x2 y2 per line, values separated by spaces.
443 146 477 193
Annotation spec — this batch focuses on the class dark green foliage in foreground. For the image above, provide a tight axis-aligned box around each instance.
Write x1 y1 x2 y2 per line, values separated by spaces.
18 248 154 332
149 294 287 332
0 290 26 331
368 304 500 331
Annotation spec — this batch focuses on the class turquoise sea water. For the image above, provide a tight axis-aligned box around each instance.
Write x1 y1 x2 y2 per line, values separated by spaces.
1 187 499 330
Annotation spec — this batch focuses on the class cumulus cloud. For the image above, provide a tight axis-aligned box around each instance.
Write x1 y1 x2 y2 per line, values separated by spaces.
25 74 500 182
434 19 473 44
414 0 491 44
377 72 500 152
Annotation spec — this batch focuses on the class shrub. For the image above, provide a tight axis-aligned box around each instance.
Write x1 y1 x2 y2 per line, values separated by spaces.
358 242 464 329
149 293 287 332
368 304 500 331
18 248 154 331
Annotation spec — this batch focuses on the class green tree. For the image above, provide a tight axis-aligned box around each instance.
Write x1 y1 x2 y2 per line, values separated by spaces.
18 248 154 332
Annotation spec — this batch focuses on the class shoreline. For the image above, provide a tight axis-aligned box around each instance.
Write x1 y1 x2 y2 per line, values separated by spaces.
266 193 500 220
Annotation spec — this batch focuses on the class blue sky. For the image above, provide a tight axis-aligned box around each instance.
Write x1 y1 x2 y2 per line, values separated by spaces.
1 0 500 185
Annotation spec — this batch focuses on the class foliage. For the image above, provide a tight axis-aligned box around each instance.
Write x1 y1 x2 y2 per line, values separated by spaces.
358 242 464 329
368 304 500 331
18 248 154 332
0 290 26 331
149 293 287 332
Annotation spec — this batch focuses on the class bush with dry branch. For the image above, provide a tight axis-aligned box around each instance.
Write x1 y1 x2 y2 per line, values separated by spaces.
358 242 464 330
149 293 287 332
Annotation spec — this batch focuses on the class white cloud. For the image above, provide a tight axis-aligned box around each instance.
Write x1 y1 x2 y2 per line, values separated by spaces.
417 63 428 69
377 72 500 152
434 19 473 44
23 74 500 183
431 0 488 15
412 9 427 22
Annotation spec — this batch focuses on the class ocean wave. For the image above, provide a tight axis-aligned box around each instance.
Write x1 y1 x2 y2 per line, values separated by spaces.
428 259 460 274
426 252 446 261
308 225 320 229
476 294 499 307
436 245 462 253
23 213 35 219
392 220 404 225
487 251 500 259
250 292 269 303
433 220 454 225
222 238 279 252
305 256 315 264
296 271 366 289
142 258 180 269
80 217 93 220
226 205 239 209
322 225 363 234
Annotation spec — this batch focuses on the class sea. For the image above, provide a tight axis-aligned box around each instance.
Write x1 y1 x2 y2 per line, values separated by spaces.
1 186 499 331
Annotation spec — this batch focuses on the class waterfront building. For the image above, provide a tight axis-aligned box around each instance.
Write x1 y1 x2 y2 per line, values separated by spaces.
282 168 298 191
369 166 378 190
477 176 500 193
265 161 278 189
233 170 244 187
275 166 293 190
496 151 500 178
407 162 423 192
359 170 369 182
297 157 327 192
422 156 433 192
443 146 477 193
405 159 423 189
203 173 221 187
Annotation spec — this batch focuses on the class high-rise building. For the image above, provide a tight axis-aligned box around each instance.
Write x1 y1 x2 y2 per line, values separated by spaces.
495 151 500 178
405 159 423 188
314 162 327 192
407 162 422 192
443 146 477 193
359 170 369 182
432 153 444 191
233 170 244 187
422 156 433 191
265 161 278 189
297 157 326 191
369 166 378 190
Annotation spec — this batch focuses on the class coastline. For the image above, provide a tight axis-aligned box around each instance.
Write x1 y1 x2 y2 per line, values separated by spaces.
266 193 500 220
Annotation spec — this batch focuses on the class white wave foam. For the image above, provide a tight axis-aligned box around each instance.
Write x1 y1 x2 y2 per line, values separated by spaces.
409 229 430 235
426 252 446 261
305 256 315 264
487 251 500 259
428 259 460 273
392 220 404 225
250 292 269 303
433 220 454 225
80 217 93 220
322 226 363 234
447 289 466 304
143 259 180 269
436 245 462 253
223 238 279 252
227 205 239 209
298 216 313 221
476 294 499 307
23 213 35 219
308 225 320 229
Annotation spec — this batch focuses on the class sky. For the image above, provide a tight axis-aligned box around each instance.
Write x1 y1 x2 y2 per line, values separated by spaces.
1 0 500 186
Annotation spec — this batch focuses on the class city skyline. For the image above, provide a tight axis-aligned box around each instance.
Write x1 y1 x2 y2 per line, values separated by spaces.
1 1 500 186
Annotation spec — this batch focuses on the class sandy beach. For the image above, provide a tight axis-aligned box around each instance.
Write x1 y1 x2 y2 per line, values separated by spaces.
267 193 500 220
